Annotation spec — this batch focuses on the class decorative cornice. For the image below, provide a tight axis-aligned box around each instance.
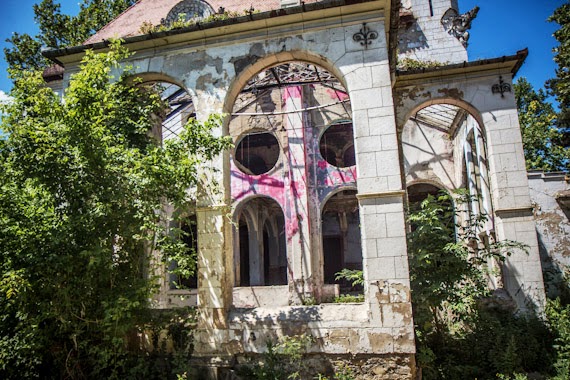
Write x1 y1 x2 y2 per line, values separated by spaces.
395 49 528 87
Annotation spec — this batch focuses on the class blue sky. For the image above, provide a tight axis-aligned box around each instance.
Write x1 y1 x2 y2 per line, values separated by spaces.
0 0 565 98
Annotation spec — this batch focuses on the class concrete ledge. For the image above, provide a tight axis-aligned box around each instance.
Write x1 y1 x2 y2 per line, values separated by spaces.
495 206 534 218
233 285 289 308
356 190 406 200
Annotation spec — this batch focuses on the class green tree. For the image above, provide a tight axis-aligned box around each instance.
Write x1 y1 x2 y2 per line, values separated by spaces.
407 192 554 379
0 42 231 379
547 0 570 144
514 77 569 172
4 0 135 72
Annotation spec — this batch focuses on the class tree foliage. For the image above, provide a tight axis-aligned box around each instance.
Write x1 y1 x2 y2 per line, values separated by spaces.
0 42 231 378
514 77 569 172
547 0 570 140
4 0 135 71
407 192 556 379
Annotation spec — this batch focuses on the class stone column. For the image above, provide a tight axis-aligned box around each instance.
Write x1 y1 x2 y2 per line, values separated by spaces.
481 83 546 311
191 97 234 364
342 21 416 373
283 86 313 303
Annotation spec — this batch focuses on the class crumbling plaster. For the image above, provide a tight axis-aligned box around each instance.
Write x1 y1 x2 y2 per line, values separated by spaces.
528 172 570 298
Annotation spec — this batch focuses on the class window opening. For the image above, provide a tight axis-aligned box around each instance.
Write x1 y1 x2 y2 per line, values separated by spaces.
235 198 287 286
234 132 280 175
321 190 362 294
238 219 251 287
319 122 356 168
143 81 194 143
169 215 198 290
407 183 454 236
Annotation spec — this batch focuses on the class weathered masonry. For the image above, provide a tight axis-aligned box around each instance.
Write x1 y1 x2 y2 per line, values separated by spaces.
43 0 550 378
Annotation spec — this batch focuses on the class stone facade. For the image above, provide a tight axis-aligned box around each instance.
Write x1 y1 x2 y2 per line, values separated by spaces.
528 171 570 298
43 0 551 378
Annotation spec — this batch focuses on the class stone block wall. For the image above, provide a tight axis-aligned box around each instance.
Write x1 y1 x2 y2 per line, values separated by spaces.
528 171 570 298
398 0 469 64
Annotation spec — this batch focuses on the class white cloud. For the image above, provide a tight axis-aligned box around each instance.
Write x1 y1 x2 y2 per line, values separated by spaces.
0 90 11 105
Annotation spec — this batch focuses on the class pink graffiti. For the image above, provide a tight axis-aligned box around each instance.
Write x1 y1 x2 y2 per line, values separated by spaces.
290 180 307 197
230 165 286 207
326 88 349 101
324 166 357 187
283 86 302 102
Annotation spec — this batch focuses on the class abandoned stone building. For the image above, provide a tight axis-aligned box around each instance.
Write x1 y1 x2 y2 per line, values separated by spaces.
42 0 569 378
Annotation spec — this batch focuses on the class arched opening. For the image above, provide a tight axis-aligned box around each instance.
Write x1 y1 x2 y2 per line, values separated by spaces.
401 101 489 203
234 197 287 287
402 101 500 288
229 59 354 302
168 214 198 290
407 183 447 210
321 190 362 294
406 183 455 236
141 80 195 144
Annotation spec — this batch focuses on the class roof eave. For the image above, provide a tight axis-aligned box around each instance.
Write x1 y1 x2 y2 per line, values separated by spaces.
43 0 388 65
394 48 528 87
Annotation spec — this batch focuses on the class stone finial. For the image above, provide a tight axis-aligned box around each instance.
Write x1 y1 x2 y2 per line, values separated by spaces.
441 6 480 47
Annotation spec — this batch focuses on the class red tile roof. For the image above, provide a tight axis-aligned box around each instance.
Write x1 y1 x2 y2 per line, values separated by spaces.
85 0 322 44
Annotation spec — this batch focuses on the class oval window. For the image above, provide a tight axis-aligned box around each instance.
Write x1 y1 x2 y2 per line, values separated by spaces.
319 122 355 168
234 132 280 175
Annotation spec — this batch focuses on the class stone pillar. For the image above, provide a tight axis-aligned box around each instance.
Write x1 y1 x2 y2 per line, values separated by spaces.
343 22 416 372
283 86 313 302
482 86 546 311
191 97 234 362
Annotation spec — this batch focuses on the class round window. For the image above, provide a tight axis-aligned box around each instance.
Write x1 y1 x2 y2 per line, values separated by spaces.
319 122 355 168
234 132 280 175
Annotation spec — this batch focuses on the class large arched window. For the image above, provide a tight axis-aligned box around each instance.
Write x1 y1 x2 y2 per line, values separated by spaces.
141 80 195 144
463 122 491 218
168 214 198 290
234 197 287 287
321 190 362 292
229 60 355 304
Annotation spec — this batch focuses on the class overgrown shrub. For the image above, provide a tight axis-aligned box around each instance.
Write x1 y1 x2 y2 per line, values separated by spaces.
0 42 229 379
407 192 556 379
239 334 313 380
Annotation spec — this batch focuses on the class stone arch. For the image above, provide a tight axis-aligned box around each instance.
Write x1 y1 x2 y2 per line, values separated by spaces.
406 178 449 195
400 99 489 192
320 188 362 292
233 195 287 288
319 185 359 214
127 71 198 106
233 193 285 220
398 97 485 135
125 72 197 143
223 50 348 135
